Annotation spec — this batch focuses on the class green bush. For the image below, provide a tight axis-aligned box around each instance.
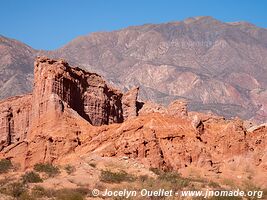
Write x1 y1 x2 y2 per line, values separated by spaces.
31 185 46 198
6 182 26 198
139 175 149 182
32 187 56 198
34 163 60 177
0 159 12 173
158 171 181 183
100 170 136 183
88 163 96 168
64 165 76 175
22 171 43 183
208 181 221 188
149 167 161 175
74 187 91 196
158 171 189 189
17 191 36 200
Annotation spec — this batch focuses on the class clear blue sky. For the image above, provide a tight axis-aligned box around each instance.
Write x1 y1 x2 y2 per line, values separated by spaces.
1 0 266 50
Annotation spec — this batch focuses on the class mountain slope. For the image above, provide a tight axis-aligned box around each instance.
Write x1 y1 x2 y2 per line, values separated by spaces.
0 35 35 99
1 16 267 122
49 16 267 122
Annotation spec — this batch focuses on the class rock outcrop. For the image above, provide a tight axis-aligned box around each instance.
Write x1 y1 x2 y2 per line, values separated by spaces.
32 57 128 126
0 57 266 183
81 112 266 177
0 57 140 167
167 99 188 117
0 95 32 151
122 87 139 120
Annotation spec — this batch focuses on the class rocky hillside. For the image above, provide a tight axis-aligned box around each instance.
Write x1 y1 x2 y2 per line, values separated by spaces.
1 17 267 122
0 35 35 99
50 16 267 122
0 57 266 190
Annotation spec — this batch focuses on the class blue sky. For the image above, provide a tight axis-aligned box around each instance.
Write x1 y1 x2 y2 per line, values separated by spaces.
1 0 267 50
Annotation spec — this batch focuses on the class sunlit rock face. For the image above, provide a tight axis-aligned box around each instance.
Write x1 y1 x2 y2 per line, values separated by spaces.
0 57 266 188
32 56 128 126
0 57 139 168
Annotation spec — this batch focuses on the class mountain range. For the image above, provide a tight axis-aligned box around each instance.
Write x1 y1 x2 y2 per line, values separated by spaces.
1 16 267 122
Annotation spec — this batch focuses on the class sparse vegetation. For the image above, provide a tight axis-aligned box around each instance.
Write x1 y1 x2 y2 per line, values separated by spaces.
242 180 261 191
34 163 60 177
2 184 90 200
22 171 43 183
158 171 181 183
5 182 28 199
0 159 12 173
135 170 193 194
1 161 257 200
64 164 76 175
158 171 189 189
74 187 91 196
139 175 149 182
222 178 236 188
149 167 161 175
149 168 191 189
208 181 221 188
31 185 47 198
54 188 85 200
32 187 90 200
0 177 13 188
31 186 58 199
262 188 267 199
100 170 136 183
88 163 96 168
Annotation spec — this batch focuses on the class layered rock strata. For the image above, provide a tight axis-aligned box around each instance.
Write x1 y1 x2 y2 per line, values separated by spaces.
0 57 139 167
0 95 32 151
0 56 266 184
32 57 135 126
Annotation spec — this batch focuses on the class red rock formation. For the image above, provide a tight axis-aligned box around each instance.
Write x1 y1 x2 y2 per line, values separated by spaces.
0 57 139 168
79 113 248 173
0 95 32 151
122 87 139 120
32 57 125 126
167 99 188 117
0 56 266 181
246 124 267 170
138 101 167 115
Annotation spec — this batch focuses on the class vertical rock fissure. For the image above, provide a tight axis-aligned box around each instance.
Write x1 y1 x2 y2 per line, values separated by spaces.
6 109 14 146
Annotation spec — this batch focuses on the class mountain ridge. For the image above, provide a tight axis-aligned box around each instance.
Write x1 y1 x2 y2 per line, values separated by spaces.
1 16 267 122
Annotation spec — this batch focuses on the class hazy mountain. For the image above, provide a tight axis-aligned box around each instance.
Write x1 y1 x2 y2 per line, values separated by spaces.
1 16 267 122
0 35 35 99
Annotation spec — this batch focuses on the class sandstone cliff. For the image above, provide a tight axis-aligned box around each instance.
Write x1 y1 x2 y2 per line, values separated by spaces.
0 94 32 151
32 56 128 126
0 57 266 186
0 57 139 168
